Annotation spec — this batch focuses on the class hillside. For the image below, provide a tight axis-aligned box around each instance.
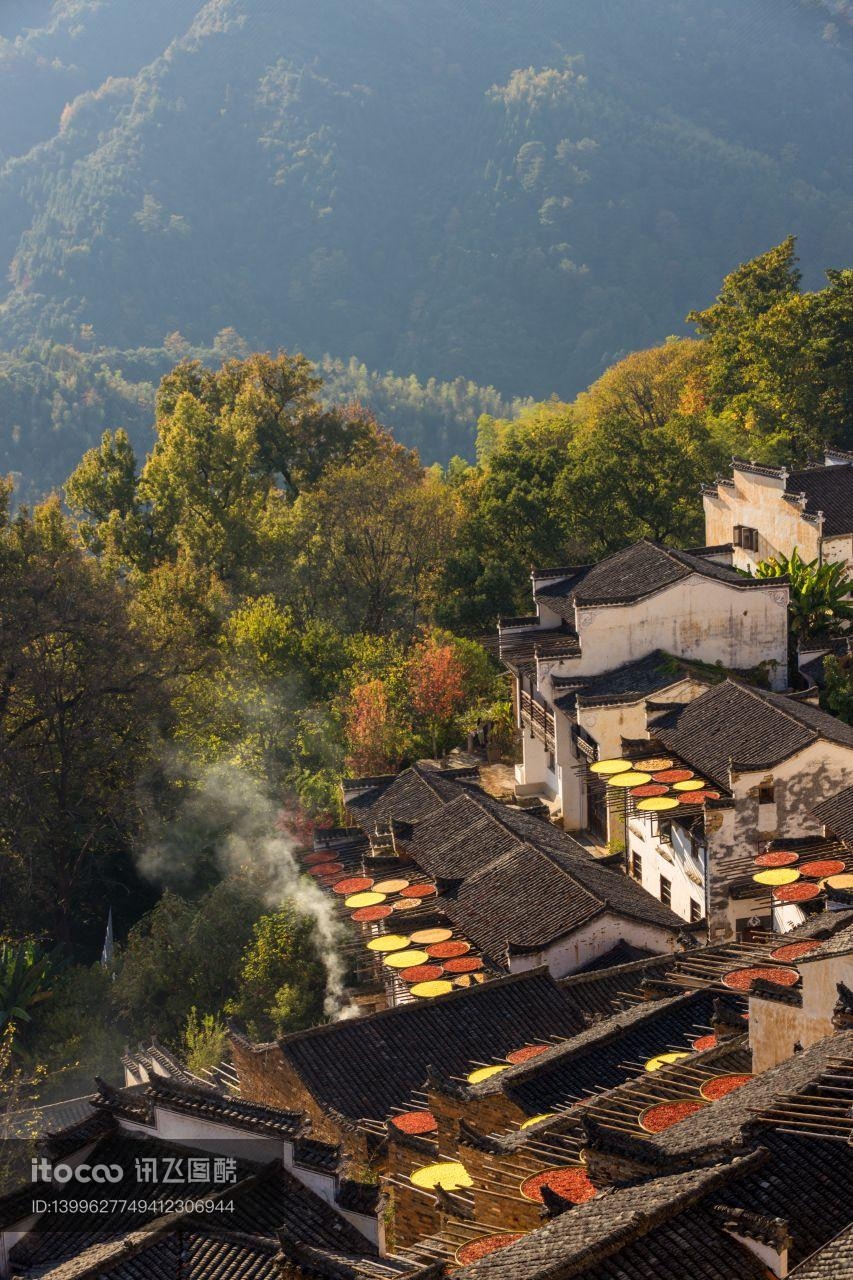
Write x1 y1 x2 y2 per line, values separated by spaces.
1 0 852 490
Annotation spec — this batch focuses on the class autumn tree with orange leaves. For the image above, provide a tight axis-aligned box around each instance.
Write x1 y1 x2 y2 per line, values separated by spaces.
408 633 467 759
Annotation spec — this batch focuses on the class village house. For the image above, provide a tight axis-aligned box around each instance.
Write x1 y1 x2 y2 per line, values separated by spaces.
615 680 853 939
499 539 789 835
5 911 853 1279
321 762 686 999
748 914 853 1072
372 914 853 1275
229 969 587 1158
703 451 853 574
0 1074 407 1280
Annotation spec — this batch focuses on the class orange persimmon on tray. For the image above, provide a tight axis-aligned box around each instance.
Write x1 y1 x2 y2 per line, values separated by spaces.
506 1045 549 1065
400 883 436 898
308 861 343 877
443 955 483 974
769 940 821 962
652 768 693 783
426 940 470 959
799 859 846 879
700 1074 753 1101
351 904 393 923
332 876 374 895
772 881 820 903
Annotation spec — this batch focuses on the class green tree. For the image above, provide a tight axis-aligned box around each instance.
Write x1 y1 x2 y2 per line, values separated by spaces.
183 1007 228 1078
227 908 326 1039
286 434 458 633
752 549 853 645
823 655 853 725
112 881 265 1043
0 494 161 947
560 411 724 553
689 238 853 462
0 942 54 1045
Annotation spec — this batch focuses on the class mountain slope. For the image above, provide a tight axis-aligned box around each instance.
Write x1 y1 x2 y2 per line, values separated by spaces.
0 0 851 417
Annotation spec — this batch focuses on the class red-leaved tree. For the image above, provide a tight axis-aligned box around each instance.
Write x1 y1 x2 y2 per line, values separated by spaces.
344 679 410 776
408 634 466 759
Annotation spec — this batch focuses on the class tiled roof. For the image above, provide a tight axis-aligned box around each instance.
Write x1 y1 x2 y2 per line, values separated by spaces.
454 1152 766 1280
144 1077 306 1139
193 1161 371 1251
345 767 445 830
275 970 585 1124
813 783 853 846
789 1225 853 1279
429 774 685 935
534 540 777 618
344 766 684 959
498 621 581 671
40 1226 281 1279
552 650 713 713
559 950 680 1019
10 1135 378 1277
488 990 721 1115
655 1028 853 1158
436 841 608 958
9 1132 261 1272
456 1036 853 1279
786 463 853 537
653 679 853 787
797 918 853 960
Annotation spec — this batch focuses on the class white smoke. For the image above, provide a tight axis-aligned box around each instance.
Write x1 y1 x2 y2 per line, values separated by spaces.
139 761 357 1020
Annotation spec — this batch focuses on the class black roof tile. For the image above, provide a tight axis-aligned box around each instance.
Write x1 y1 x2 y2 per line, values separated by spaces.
534 541 777 618
654 679 853 787
559 950 680 1019
344 766 684 961
492 990 721 1115
144 1078 306 1139
813 783 853 846
789 1224 853 1279
786 463 853 537
276 970 585 1124
552 650 716 714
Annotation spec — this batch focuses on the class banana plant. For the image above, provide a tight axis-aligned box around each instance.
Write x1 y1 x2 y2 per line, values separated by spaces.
0 941 54 1039
753 548 853 644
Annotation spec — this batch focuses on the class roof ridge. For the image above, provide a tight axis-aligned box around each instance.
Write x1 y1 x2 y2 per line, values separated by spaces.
276 966 558 1048
730 679 822 740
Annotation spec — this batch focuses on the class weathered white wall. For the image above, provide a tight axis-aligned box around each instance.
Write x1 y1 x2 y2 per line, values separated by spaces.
704 739 853 938
703 468 823 572
750 946 853 1072
540 576 788 688
507 911 677 979
625 814 705 925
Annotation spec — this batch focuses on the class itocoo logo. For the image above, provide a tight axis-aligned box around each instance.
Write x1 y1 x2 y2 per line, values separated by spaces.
31 1157 123 1185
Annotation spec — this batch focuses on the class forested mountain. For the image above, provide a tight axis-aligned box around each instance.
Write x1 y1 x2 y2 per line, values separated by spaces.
1 0 852 491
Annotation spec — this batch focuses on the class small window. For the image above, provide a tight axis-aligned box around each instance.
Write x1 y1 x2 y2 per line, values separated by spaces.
547 750 555 772
660 876 672 908
732 525 743 547
758 782 775 806
658 819 672 845
631 850 643 881
741 526 759 552
690 899 702 924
